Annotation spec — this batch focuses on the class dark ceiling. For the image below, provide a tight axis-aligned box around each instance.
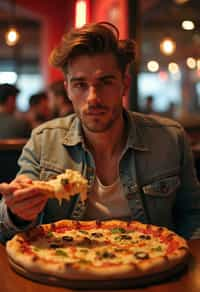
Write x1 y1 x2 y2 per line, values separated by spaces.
0 0 40 72
0 0 199 73
141 0 200 69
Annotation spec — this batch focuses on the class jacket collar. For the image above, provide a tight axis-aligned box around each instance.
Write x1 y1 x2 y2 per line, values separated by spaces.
124 110 149 152
62 110 149 152
62 115 84 146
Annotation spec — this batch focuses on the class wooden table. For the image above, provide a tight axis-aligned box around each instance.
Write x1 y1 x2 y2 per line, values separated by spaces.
0 138 27 151
0 240 199 292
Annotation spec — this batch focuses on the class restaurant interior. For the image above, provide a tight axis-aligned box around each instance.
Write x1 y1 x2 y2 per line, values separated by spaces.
0 2 200 292
0 0 200 181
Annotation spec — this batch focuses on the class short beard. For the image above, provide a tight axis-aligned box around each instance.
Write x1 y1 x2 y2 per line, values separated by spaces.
81 107 122 133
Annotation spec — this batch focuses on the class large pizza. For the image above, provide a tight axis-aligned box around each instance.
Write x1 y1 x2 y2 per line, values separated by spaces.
5 170 190 288
6 219 190 288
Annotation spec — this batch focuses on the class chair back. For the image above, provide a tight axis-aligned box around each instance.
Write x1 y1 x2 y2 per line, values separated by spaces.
0 139 27 183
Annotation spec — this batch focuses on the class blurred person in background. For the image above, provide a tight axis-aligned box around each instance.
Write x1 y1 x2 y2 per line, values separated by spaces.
0 83 30 139
164 102 177 119
25 91 50 129
141 95 156 115
47 80 74 118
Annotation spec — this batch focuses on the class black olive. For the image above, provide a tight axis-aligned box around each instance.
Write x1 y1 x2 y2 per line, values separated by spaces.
134 251 149 259
50 243 63 248
81 237 92 246
62 236 74 242
120 234 132 240
91 232 103 238
101 251 116 259
139 235 151 240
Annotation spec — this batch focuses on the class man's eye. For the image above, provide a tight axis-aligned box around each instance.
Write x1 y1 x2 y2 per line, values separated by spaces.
74 82 87 89
102 79 113 85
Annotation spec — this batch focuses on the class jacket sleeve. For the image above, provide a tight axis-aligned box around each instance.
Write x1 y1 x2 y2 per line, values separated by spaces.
0 131 43 243
174 127 200 239
0 198 43 243
17 129 42 179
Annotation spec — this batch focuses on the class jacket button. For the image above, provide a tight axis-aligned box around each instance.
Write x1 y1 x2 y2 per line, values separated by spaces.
161 184 169 193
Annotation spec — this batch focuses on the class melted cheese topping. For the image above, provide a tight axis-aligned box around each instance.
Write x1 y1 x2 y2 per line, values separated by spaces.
48 170 88 204
29 227 169 267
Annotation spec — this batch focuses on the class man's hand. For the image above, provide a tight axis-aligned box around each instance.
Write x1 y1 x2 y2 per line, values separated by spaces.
0 175 48 221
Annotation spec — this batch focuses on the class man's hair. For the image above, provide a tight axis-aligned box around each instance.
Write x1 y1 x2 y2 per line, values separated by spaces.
0 83 19 104
49 22 136 75
29 91 47 107
48 80 72 104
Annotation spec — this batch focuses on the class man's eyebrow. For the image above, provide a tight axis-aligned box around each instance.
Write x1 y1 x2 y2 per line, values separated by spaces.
98 74 116 81
70 74 116 83
70 77 85 83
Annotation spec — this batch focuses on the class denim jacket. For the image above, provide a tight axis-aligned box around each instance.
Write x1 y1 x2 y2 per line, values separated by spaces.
1 110 200 242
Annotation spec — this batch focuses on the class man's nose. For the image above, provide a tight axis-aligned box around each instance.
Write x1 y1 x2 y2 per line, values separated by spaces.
87 86 100 104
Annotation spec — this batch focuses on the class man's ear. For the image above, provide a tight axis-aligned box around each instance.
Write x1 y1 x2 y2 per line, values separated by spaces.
64 80 72 101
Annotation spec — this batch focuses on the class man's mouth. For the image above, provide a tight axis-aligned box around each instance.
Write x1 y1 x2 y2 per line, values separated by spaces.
85 107 107 115
86 110 106 115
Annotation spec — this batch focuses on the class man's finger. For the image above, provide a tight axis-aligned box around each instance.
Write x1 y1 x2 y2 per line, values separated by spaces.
6 188 47 206
15 175 32 183
0 183 11 196
22 200 46 220
10 197 47 221
12 187 46 200
0 181 29 197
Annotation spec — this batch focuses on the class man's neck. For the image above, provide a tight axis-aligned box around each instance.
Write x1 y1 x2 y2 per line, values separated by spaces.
83 116 127 158
82 113 128 185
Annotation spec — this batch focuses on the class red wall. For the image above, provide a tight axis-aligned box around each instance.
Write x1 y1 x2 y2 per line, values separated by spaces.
15 0 74 84
91 0 128 38
14 0 134 85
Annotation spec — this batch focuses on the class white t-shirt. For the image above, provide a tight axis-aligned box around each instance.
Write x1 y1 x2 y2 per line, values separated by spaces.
84 176 131 220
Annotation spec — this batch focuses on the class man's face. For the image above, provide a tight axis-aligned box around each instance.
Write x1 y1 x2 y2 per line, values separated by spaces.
65 53 128 133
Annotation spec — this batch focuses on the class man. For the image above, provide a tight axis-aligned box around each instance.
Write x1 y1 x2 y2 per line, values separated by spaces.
25 91 50 129
47 80 74 118
0 22 200 243
0 83 30 139
141 95 155 115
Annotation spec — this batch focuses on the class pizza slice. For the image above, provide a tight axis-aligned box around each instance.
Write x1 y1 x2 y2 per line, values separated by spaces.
31 169 88 204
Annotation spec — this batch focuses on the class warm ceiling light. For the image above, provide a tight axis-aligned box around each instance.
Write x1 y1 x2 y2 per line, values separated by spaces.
147 61 159 72
186 57 196 69
168 62 179 74
181 20 195 30
160 38 176 56
75 0 87 28
5 27 20 46
174 0 189 4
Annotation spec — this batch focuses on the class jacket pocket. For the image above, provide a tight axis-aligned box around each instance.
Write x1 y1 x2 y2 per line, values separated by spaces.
40 160 65 181
142 176 180 197
141 176 180 227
